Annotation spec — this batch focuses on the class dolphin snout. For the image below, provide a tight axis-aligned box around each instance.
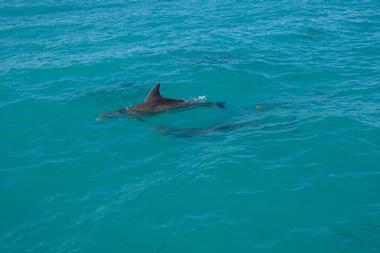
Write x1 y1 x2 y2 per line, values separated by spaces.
96 114 107 122
96 112 115 122
96 111 127 122
96 116 105 122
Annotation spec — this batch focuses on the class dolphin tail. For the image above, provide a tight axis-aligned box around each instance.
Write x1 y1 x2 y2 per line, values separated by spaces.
213 102 225 109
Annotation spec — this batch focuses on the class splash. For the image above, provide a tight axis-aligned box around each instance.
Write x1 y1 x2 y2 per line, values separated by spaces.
194 95 207 101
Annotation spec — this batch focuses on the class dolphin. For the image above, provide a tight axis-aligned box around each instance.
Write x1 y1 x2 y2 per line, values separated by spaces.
155 121 251 137
154 103 300 137
155 117 298 138
96 83 224 121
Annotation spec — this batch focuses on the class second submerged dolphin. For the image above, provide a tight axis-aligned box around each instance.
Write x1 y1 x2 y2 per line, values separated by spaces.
97 83 224 121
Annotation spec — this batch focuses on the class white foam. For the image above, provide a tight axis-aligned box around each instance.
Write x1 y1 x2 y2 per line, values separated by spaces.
194 95 207 101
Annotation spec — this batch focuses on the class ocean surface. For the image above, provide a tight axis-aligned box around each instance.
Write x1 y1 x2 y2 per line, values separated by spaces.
1 1 380 252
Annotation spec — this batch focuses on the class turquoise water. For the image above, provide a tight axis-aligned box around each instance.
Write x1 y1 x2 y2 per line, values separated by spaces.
1 1 380 252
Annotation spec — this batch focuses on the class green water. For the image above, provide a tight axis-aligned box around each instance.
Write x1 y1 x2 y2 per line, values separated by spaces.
1 1 380 252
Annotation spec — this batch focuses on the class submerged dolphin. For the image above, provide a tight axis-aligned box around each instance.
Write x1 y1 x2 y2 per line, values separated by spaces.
96 83 224 121
155 121 251 137
155 116 298 138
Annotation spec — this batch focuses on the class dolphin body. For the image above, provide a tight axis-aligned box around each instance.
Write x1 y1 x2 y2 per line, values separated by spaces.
96 83 224 121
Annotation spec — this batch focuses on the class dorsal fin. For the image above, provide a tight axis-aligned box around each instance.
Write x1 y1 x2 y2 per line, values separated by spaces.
144 83 162 102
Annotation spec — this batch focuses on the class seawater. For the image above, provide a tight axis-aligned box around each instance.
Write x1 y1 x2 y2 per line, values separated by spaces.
1 1 380 252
